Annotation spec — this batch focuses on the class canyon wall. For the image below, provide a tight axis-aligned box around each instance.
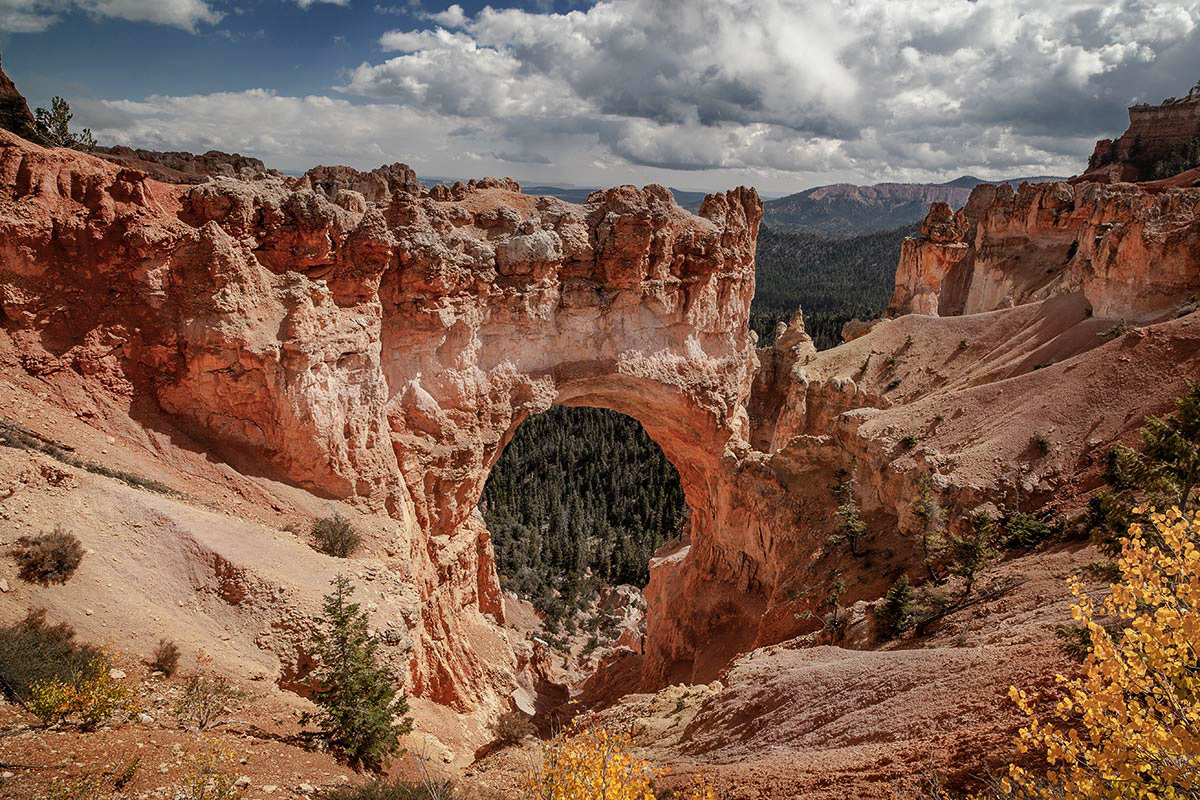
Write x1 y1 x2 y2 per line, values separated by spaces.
889 179 1200 319
1086 85 1200 180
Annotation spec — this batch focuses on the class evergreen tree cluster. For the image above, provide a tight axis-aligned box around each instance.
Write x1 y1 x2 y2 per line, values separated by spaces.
749 223 913 348
480 406 685 623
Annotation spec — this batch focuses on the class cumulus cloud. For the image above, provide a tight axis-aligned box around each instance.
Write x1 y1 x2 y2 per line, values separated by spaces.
66 0 1200 192
340 0 1200 182
0 0 223 32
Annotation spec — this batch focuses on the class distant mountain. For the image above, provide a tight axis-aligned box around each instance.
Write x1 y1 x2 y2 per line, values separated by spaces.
522 184 710 212
762 175 1066 237
423 178 711 213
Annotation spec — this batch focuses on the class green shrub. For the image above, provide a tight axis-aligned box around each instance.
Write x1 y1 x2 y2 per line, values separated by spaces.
308 575 412 769
1054 622 1092 663
1002 511 1061 550
13 527 84 585
911 480 947 583
1032 432 1051 456
827 473 868 556
0 609 102 707
311 515 362 558
878 575 915 639
947 512 1000 599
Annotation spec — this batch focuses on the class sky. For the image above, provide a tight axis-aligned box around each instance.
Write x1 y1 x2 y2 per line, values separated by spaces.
2 0 1200 195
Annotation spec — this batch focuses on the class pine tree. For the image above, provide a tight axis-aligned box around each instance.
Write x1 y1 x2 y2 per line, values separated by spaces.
33 97 96 152
1091 382 1200 552
947 512 1000 599
911 479 947 582
308 575 411 770
828 471 868 556
878 574 915 639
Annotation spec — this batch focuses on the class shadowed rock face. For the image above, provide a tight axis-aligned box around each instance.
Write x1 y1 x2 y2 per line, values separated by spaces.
0 57 42 145
0 129 762 704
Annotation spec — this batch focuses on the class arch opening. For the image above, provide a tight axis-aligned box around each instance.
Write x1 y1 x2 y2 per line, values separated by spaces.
479 404 688 634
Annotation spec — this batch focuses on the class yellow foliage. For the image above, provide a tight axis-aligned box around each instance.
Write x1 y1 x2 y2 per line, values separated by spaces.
522 723 717 800
177 741 246 800
28 652 139 729
1005 507 1200 799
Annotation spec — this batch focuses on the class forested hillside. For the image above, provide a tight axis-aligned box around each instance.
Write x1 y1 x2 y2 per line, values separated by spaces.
480 407 685 625
481 223 911 620
750 223 913 347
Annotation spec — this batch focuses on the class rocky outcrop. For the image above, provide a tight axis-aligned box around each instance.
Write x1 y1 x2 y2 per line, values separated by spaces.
0 129 760 708
888 180 1200 319
1082 82 1200 182
4 95 1200 725
0 56 42 145
295 163 420 207
93 145 275 184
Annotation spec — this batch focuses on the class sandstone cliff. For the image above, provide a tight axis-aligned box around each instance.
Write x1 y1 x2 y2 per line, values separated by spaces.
0 56 42 145
1083 82 1200 182
0 129 759 722
93 145 276 184
888 179 1200 319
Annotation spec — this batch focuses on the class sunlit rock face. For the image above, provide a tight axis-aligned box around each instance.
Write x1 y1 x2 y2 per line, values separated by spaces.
0 128 763 703
890 181 1200 319
8 113 1200 714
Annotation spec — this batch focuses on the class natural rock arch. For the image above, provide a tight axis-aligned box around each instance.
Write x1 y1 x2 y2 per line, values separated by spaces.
0 135 766 710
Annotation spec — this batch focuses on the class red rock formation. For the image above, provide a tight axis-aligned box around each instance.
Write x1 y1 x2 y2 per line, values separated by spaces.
3 94 1199 733
0 56 42 145
1081 82 1200 182
0 129 760 709
888 180 1200 319
295 163 420 207
93 145 275 184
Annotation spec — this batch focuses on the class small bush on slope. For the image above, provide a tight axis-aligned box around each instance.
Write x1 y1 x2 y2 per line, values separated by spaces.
175 667 245 731
13 527 84 585
28 652 138 729
0 609 102 707
311 515 362 558
149 638 181 676
491 710 535 745
1002 508 1200 798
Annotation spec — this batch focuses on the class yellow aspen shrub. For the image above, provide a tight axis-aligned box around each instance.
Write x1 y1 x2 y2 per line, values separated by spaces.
523 723 717 800
1004 507 1200 799
27 652 139 729
177 741 246 800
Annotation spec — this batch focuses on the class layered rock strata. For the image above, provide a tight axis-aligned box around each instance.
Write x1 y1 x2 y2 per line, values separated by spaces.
889 180 1200 319
0 129 760 703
